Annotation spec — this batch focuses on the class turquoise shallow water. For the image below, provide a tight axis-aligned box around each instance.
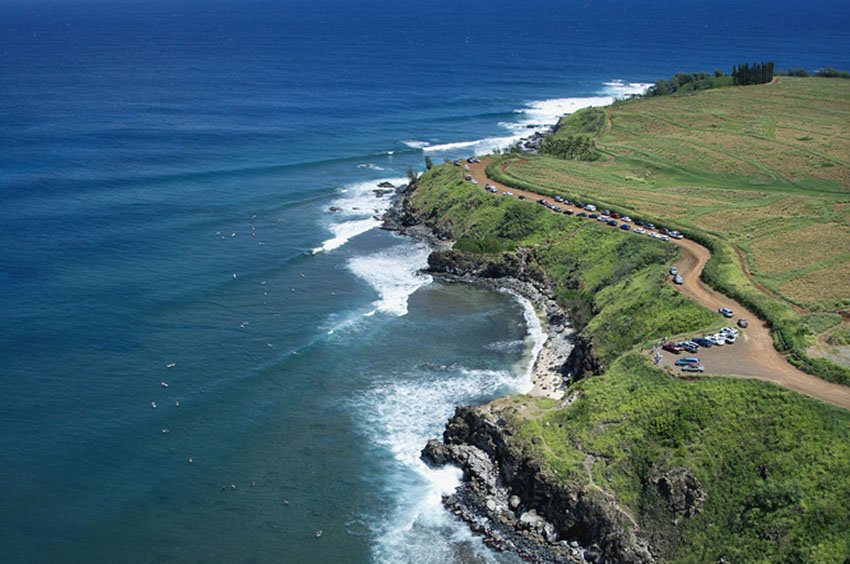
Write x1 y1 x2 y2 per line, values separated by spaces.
2 0 849 561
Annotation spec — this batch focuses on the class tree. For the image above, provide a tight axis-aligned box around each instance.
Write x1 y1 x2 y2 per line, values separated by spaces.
406 166 418 185
424 156 434 170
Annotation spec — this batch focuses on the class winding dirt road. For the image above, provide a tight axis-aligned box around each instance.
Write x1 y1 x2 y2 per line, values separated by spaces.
468 158 850 409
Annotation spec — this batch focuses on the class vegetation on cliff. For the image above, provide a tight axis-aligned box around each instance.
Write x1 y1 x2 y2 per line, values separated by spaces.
507 353 850 562
487 77 850 385
411 77 850 561
409 165 716 367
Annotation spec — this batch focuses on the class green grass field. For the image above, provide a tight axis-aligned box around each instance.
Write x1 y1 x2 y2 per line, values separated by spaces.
409 165 717 367
412 152 850 561
503 354 850 563
490 77 850 381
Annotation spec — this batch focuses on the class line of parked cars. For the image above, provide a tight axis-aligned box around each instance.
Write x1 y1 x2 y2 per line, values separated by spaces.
468 171 686 244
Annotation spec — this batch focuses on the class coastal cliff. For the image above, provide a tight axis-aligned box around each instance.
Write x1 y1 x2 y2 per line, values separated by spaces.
422 403 656 563
384 162 850 563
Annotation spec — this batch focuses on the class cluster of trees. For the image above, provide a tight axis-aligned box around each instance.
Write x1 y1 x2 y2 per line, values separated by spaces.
778 67 850 79
645 71 730 97
731 62 775 86
541 135 597 161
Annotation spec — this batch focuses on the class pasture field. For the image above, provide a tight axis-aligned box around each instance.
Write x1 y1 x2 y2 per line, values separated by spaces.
491 77 850 374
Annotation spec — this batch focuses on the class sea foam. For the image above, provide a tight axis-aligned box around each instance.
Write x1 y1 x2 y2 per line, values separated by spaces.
355 366 525 563
423 80 653 157
312 176 407 254
347 242 432 316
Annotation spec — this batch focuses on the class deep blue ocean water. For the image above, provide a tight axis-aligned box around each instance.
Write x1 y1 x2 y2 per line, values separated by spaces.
2 0 849 562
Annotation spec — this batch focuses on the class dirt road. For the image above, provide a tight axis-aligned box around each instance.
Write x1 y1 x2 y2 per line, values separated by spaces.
468 158 850 409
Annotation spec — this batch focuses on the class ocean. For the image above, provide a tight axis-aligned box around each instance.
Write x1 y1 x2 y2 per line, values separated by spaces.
1 0 848 561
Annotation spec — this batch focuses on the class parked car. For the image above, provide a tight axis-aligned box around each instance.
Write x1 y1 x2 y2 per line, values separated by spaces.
563 208 573 215
648 232 659 239
464 174 473 181
463 165 471 172
708 334 726 346
621 216 632 223
577 212 588 218
487 186 498 193
584 204 597 212
659 235 670 242
518 194 527 200
669 267 678 276
737 318 748 328
675 357 701 366
669 231 684 240
673 274 684 285
609 211 621 219
589 213 599 219
537 199 547 205
470 179 478 185
608 220 618 227
620 223 631 231
503 191 514 196
724 333 738 344
719 307 734 318
681 364 705 373
693 337 714 348
677 341 699 353
634 227 646 234
646 223 655 230
554 195 564 203
551 205 561 212
662 342 682 354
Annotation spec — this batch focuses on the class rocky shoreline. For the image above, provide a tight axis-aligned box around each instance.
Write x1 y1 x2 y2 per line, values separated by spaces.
382 182 574 401
380 180 627 562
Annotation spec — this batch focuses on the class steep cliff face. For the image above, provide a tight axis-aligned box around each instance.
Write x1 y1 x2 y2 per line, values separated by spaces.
423 404 656 563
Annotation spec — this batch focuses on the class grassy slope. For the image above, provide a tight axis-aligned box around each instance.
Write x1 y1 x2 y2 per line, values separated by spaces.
506 354 850 563
490 77 850 384
413 150 850 560
410 165 717 365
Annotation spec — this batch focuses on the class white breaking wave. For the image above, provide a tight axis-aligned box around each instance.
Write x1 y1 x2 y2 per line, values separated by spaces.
347 242 433 316
422 134 523 155
503 290 546 394
312 176 407 254
602 79 653 97
402 140 431 149
355 366 525 563
424 80 653 157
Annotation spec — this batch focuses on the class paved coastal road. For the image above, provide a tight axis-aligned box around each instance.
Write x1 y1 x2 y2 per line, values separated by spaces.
468 158 850 410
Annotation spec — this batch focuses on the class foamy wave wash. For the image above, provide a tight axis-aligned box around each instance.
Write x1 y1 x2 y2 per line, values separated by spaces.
312 176 408 254
348 242 433 317
355 366 527 563
417 80 651 156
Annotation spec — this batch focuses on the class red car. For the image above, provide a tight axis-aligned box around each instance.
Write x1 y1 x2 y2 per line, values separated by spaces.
662 342 682 354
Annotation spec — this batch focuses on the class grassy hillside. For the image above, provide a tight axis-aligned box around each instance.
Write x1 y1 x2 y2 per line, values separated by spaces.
409 165 717 366
489 77 850 383
504 354 850 563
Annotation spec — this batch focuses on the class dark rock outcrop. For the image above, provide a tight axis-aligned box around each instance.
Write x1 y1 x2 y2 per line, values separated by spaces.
423 405 657 563
563 334 604 381
649 467 705 521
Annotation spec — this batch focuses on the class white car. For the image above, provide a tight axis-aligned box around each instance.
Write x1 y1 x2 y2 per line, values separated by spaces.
621 216 632 222
709 334 726 346
648 232 659 238
660 235 670 242
634 227 645 234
